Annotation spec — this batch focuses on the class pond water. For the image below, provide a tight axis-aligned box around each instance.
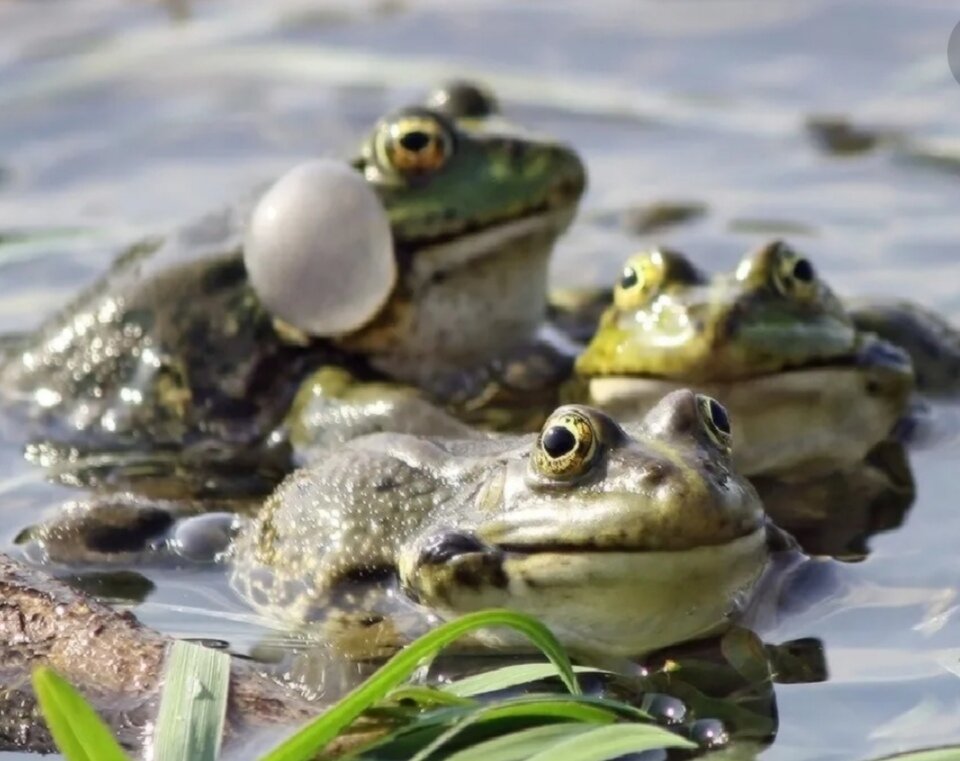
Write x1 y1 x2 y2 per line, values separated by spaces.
2 0 960 758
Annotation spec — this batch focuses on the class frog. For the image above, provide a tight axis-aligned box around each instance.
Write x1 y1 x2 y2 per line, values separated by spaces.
230 390 776 657
0 97 586 496
573 240 915 479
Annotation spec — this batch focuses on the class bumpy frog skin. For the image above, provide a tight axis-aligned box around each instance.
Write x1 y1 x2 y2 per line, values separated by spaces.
575 241 914 478
0 101 585 474
231 390 770 656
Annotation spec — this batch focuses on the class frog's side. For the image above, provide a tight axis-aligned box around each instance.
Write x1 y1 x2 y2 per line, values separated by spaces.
231 391 771 656
574 241 914 478
0 103 585 492
845 298 960 398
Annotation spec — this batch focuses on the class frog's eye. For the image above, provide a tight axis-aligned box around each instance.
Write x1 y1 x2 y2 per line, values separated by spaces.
533 409 599 480
375 114 454 177
613 251 666 310
696 394 732 453
770 244 818 300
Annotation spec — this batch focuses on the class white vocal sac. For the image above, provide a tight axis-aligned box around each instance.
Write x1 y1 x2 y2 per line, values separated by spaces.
244 158 396 337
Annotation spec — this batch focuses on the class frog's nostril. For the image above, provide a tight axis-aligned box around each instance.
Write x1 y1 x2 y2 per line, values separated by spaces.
418 531 488 565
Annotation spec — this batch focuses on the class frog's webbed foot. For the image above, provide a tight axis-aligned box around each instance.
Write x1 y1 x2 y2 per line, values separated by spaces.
846 297 960 396
15 493 246 567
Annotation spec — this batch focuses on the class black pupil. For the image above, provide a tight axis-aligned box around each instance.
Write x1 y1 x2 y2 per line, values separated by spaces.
620 267 638 289
709 399 731 435
399 130 432 152
542 425 577 458
792 258 815 282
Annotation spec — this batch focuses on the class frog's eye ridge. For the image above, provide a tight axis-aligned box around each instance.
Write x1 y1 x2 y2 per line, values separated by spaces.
696 394 733 452
533 409 600 480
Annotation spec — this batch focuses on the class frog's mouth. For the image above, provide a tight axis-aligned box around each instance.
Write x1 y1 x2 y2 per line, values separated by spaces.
402 521 768 593
398 525 771 657
586 333 913 398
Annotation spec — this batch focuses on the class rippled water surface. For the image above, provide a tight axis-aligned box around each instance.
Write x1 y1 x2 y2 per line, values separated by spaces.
2 1 960 759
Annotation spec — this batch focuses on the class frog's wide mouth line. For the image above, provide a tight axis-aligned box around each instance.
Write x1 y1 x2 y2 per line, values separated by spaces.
404 206 578 287
397 173 585 254
584 351 864 384
477 526 770 585
585 353 912 403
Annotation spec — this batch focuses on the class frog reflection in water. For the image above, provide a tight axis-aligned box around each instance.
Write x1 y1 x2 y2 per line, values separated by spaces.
0 92 585 495
575 241 914 479
231 391 775 657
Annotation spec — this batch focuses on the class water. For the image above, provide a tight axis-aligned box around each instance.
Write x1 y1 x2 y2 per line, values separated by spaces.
2 0 960 758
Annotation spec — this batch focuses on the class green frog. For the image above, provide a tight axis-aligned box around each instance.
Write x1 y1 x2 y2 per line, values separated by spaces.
230 390 776 657
0 101 585 495
574 241 914 478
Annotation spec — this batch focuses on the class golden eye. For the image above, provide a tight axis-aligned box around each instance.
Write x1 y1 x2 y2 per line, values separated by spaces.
696 394 733 453
533 409 599 480
770 243 818 300
613 251 666 310
375 114 454 177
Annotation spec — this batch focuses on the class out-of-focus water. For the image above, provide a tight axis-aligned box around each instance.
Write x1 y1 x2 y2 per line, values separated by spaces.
2 1 960 758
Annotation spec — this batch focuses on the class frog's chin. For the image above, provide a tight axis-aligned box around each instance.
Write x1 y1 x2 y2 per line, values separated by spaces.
587 364 910 479
402 526 769 657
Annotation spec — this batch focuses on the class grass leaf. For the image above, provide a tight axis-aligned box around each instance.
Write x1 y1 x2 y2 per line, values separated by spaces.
524 722 696 760
441 724 593 761
261 609 577 761
385 685 478 708
444 664 610 698
153 640 231 761
874 749 960 761
407 695 619 761
31 666 130 761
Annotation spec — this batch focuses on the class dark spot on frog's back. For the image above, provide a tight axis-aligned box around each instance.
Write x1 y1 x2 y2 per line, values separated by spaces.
83 508 174 553
453 556 508 591
200 257 247 293
340 565 395 584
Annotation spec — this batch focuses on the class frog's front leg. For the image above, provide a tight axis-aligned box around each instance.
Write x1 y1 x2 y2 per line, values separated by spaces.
285 365 476 463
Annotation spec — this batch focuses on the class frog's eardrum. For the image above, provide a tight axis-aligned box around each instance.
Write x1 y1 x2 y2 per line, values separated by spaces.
245 159 396 337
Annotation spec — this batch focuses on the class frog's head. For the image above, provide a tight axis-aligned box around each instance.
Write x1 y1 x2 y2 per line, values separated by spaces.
575 241 914 477
343 105 586 381
248 93 585 384
577 240 859 381
399 390 770 655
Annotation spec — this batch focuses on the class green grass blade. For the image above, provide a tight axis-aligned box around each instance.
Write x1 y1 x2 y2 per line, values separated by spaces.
31 666 130 761
442 724 593 761
444 664 610 697
874 749 960 761
261 609 578 761
525 723 696 761
153 640 231 761
408 696 619 761
386 685 478 708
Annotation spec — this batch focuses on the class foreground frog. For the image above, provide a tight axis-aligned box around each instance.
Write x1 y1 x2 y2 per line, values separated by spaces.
231 390 772 656
0 101 585 494
574 241 914 477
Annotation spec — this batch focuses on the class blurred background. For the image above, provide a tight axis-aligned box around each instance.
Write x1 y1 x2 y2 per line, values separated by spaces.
2 2 960 759
1 0 959 335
